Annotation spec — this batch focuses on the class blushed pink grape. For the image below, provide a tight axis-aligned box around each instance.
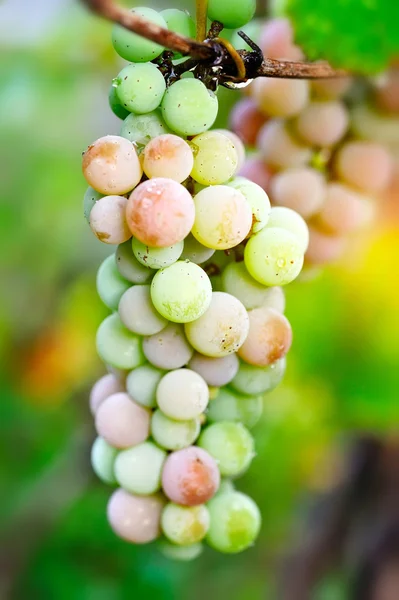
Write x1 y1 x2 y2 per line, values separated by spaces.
269 167 326 218
318 182 374 235
95 392 150 448
107 489 165 544
230 98 267 146
335 141 393 194
126 178 195 247
90 196 131 244
82 135 142 195
258 17 293 58
89 373 125 415
161 446 220 506
252 78 309 118
238 157 272 190
294 101 349 147
305 227 345 266
257 120 312 169
142 134 194 183
237 307 292 366
143 323 193 370
188 353 239 387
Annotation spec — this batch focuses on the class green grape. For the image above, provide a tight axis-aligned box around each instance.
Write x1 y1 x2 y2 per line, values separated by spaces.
126 364 165 408
190 131 238 185
91 437 118 485
114 63 166 115
207 0 256 29
160 9 195 40
132 238 184 270
151 409 200 451
96 313 145 370
96 254 131 311
227 176 271 235
114 441 166 495
161 79 218 136
206 491 261 553
83 186 102 224
120 110 172 149
159 540 203 561
221 261 285 311
207 388 263 429
151 261 212 323
109 83 130 120
244 227 304 286
231 358 286 395
198 422 255 477
267 206 309 252
161 503 210 545
112 7 167 62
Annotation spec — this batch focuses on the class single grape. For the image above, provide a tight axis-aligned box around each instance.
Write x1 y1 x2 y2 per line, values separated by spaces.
190 131 238 185
222 262 285 311
317 182 374 235
95 392 150 449
91 437 118 485
227 176 271 235
231 357 286 395
151 261 212 323
161 79 218 136
120 110 171 148
267 206 309 252
207 388 263 429
198 422 254 477
161 446 220 506
185 292 249 358
156 369 209 421
258 17 296 59
96 313 145 370
132 238 184 270
83 186 102 223
109 83 130 120
90 373 125 415
142 134 194 182
212 129 246 169
238 156 272 191
244 227 304 286
230 98 267 147
181 234 215 264
151 410 201 451
192 185 252 250
269 167 326 219
118 285 168 336
143 323 193 370
96 254 131 311
82 135 142 195
257 120 312 169
126 363 164 409
188 353 239 387
112 7 167 62
207 0 256 28
252 78 309 118
160 8 196 40
114 441 166 495
305 227 346 266
335 140 393 194
115 241 153 284
114 63 166 115
238 307 292 366
159 541 203 561
126 178 195 247
161 503 210 546
90 195 131 245
107 489 165 544
206 491 261 553
294 101 349 147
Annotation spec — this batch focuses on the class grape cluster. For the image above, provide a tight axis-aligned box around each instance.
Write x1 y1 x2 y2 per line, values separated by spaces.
232 18 395 270
82 5 307 560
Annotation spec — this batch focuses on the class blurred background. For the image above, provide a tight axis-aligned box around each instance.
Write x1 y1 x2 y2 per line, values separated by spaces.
0 1 398 598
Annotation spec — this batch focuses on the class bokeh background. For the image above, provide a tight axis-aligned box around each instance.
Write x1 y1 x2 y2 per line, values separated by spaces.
0 1 398 598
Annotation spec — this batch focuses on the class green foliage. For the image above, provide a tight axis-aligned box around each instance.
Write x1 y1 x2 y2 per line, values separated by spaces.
278 0 399 74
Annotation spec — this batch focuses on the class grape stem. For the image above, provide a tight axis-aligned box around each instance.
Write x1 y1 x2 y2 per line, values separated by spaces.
82 0 348 80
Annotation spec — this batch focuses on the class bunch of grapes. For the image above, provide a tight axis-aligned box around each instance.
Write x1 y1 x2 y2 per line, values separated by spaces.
232 18 395 270
82 3 309 560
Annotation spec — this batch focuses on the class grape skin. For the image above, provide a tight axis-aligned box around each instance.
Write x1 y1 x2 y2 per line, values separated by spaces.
95 392 151 449
269 167 326 219
335 141 393 194
107 489 165 544
142 134 194 183
237 307 292 366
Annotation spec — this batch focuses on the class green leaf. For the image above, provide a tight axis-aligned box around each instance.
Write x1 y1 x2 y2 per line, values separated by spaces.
278 0 399 74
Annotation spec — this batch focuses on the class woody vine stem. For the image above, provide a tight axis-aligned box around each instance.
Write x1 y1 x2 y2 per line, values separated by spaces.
83 0 348 81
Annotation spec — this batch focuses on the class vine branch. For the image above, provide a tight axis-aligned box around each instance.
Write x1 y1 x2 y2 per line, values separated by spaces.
82 0 348 80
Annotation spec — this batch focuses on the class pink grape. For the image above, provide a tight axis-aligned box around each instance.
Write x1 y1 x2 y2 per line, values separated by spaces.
161 447 220 506
335 141 393 194
142 134 194 183
143 323 193 370
238 157 272 191
257 120 312 169
89 373 125 415
230 98 267 146
107 489 165 544
188 353 239 387
82 135 142 195
269 167 326 218
252 78 309 118
318 182 374 235
305 227 346 266
258 18 294 59
95 392 150 449
90 196 131 244
294 101 349 147
126 178 195 247
311 77 352 100
237 307 292 366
